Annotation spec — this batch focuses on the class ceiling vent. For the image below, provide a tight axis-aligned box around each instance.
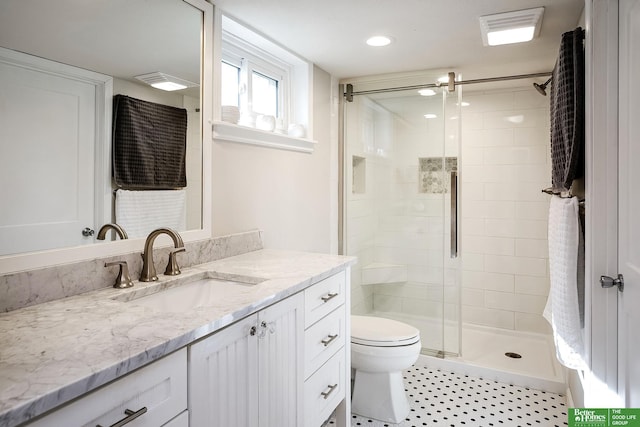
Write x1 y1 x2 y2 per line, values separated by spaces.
134 72 198 92
479 7 544 46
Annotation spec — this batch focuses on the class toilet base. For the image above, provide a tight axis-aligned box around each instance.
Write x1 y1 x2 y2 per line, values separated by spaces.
351 370 410 423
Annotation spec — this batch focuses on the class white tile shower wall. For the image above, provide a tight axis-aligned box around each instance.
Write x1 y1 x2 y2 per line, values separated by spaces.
345 92 461 323
345 96 380 314
375 93 459 330
460 87 551 335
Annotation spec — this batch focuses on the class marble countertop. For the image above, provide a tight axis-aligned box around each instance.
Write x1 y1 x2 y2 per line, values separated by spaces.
0 249 355 427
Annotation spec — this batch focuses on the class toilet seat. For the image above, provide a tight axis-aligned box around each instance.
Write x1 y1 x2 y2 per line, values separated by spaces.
351 315 420 347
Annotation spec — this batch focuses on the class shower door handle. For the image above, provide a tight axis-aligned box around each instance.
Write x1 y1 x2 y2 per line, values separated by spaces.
450 171 458 258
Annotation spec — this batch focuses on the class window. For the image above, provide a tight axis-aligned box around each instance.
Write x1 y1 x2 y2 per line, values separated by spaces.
221 26 288 126
221 61 240 107
215 14 315 152
251 71 278 116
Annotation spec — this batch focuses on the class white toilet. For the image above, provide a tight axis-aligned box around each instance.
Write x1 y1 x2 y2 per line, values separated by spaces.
351 315 421 423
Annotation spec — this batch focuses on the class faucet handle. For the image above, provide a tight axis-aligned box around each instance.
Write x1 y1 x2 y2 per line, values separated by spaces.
105 261 134 289
164 247 186 276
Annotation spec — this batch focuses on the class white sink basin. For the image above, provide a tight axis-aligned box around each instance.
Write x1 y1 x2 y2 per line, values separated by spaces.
124 275 263 313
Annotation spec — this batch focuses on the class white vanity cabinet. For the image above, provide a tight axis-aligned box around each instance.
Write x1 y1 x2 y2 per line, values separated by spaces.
25 348 188 427
20 268 350 427
188 269 350 427
188 292 304 427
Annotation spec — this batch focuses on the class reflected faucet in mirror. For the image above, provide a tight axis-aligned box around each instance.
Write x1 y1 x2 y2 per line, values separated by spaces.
97 223 129 241
140 228 185 282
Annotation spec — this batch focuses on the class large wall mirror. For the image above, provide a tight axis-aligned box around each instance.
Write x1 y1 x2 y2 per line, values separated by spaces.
0 0 213 273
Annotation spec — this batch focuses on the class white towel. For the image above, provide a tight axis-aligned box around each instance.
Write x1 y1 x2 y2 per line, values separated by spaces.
115 189 186 239
543 196 587 370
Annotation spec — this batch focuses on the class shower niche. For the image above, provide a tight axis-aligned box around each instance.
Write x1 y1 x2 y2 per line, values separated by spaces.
352 155 366 194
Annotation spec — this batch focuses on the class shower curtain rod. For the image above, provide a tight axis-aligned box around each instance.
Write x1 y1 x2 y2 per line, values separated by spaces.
344 71 552 100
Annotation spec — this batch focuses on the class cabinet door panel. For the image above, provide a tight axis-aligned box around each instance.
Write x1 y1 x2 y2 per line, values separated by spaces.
189 315 259 427
258 292 304 427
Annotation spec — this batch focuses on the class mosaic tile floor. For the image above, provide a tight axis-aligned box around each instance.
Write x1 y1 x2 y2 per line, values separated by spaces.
333 365 568 427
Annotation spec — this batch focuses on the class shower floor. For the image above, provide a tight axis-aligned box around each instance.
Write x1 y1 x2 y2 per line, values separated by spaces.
369 311 565 394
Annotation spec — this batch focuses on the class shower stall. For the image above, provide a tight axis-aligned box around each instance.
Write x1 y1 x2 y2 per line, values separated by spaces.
341 71 566 392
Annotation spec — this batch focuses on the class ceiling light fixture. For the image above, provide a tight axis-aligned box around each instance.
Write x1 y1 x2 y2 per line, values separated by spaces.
424 114 438 119
418 89 437 96
479 7 544 46
366 36 392 47
135 72 198 92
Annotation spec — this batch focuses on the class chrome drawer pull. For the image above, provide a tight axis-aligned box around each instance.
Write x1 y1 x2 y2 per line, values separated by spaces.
97 407 147 427
321 383 338 400
321 334 338 347
321 292 338 303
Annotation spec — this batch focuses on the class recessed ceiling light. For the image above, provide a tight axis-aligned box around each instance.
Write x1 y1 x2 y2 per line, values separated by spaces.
135 72 198 92
479 7 544 46
424 114 438 119
418 89 437 96
366 36 392 47
437 76 450 84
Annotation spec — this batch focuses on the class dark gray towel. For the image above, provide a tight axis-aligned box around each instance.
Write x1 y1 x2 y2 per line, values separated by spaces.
577 205 585 327
550 27 585 192
113 95 187 189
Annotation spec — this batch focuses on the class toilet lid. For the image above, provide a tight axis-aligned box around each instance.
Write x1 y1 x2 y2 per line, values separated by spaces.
351 315 420 347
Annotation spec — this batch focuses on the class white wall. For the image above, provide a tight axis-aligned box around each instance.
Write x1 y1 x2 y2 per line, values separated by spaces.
460 85 552 334
211 65 338 254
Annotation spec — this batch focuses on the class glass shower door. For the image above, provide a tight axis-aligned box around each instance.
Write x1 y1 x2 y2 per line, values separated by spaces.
343 84 461 357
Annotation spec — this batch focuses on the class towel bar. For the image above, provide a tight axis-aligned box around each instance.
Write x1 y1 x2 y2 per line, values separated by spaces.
541 188 585 205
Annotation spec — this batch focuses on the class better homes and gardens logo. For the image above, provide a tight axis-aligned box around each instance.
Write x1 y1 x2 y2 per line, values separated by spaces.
571 409 608 426
569 408 640 426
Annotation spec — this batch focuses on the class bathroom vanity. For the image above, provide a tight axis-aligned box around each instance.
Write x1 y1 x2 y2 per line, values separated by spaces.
0 248 355 427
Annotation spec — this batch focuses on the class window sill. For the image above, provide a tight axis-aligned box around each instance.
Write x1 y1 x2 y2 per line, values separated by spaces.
213 121 317 153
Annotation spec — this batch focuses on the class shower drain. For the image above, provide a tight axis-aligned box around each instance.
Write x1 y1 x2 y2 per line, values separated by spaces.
505 352 522 359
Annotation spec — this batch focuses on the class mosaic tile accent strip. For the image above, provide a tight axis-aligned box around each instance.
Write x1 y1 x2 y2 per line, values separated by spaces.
419 157 458 193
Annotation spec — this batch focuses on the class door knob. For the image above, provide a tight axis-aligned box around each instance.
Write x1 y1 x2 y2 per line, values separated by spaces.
600 274 624 292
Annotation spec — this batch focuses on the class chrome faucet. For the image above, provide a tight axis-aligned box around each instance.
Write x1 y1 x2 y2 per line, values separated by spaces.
96 223 129 240
140 228 185 282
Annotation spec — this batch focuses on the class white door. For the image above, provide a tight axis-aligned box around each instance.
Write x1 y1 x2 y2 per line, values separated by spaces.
617 0 640 407
0 55 96 255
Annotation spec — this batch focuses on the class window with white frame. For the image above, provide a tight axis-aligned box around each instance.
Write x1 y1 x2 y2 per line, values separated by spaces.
216 14 313 152
221 25 289 127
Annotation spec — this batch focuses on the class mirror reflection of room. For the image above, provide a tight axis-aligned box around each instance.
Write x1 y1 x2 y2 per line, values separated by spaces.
0 0 203 255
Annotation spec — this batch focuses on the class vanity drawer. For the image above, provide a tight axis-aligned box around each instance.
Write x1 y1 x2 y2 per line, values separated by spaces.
162 410 189 427
26 349 187 427
304 348 346 427
304 306 345 379
304 271 346 328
